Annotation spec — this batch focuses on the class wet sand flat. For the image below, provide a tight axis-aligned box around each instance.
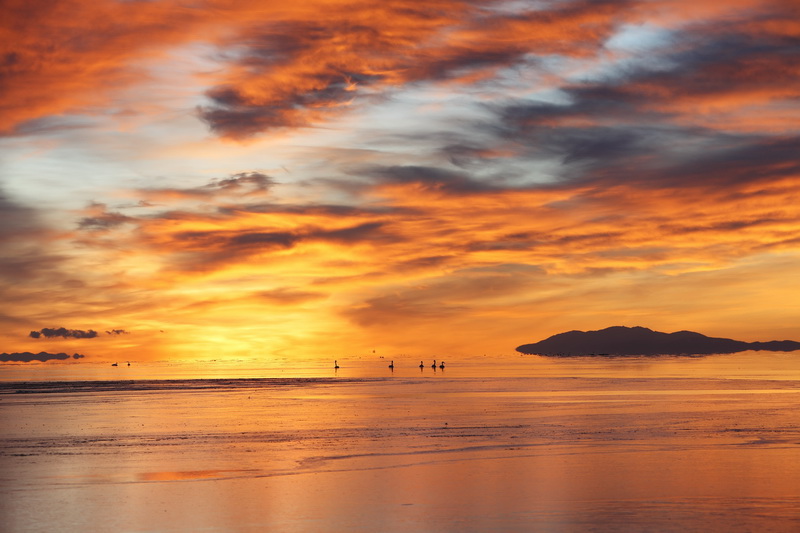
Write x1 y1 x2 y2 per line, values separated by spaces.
2 355 800 531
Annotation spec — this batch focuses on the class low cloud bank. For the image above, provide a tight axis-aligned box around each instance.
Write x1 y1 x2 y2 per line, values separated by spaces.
1 352 86 362
30 327 97 339
29 327 129 338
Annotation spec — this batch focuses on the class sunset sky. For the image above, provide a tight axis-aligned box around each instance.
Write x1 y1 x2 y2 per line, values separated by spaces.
2 0 799 362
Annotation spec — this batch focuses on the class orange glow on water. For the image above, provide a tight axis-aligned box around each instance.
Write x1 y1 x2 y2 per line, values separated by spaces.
4 354 800 530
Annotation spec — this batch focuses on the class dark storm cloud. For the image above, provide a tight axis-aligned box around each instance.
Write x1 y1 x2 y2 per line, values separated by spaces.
490 102 800 189
362 165 499 194
466 230 626 252
228 231 299 248
177 221 389 250
200 74 366 137
221 202 392 218
140 171 275 201
494 21 800 131
659 215 792 236
623 19 800 103
464 2 800 191
489 90 797 189
168 221 393 270
395 255 454 271
506 8 800 125
212 172 274 193
319 221 387 243
643 135 800 189
529 125 649 165
29 327 99 339
78 209 136 230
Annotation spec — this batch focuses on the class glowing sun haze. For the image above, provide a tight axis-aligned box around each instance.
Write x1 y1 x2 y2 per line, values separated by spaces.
2 0 799 362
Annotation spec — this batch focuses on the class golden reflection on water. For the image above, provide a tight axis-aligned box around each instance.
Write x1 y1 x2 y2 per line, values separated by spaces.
2 352 800 531
4 349 800 382
138 470 257 482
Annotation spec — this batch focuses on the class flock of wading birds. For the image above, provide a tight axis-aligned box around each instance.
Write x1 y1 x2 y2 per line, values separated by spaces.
334 360 445 370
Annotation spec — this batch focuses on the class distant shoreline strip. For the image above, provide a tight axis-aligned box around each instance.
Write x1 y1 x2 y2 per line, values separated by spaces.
0 377 389 395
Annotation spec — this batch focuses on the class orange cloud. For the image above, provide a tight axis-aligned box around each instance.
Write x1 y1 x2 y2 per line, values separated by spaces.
0 0 216 134
5 0 795 140
198 0 627 138
30 161 792 360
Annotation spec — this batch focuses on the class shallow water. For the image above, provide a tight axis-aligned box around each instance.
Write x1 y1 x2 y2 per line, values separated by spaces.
2 352 800 532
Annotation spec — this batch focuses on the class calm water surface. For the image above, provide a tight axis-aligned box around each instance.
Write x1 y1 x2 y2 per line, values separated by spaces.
2 352 800 532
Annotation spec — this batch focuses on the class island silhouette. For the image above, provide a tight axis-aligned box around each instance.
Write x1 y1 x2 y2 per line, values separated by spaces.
516 326 800 356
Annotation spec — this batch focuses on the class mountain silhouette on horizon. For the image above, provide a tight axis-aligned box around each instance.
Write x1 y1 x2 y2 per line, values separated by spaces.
516 326 800 356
